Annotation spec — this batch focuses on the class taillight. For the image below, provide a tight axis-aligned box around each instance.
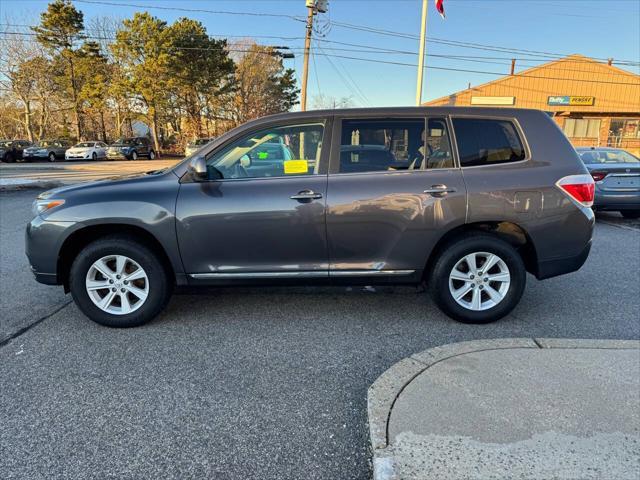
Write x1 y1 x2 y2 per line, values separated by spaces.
590 171 607 182
556 174 595 208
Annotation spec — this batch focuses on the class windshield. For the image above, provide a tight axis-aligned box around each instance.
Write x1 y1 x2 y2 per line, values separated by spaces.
114 138 135 144
0 141 13 147
579 149 639 164
75 142 94 148
35 141 51 147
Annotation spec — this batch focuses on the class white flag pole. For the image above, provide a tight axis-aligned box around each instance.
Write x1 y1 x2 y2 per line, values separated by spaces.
415 0 428 106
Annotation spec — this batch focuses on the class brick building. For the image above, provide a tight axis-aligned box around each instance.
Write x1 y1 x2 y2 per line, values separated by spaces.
425 54 640 155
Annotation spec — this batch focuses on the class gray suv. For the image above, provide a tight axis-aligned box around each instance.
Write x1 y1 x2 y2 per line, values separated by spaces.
26 107 595 327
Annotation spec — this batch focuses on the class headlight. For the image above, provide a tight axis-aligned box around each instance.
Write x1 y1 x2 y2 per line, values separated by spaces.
32 199 65 217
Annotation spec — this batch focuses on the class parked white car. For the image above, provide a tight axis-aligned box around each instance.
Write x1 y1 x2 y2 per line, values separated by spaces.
65 141 108 161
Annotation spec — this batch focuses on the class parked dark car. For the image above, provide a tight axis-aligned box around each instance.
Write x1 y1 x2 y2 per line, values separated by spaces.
22 140 71 162
576 147 640 219
0 139 32 162
106 137 156 160
26 107 594 328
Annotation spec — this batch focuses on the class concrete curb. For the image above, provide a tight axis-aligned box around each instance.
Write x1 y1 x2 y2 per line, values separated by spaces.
367 338 640 479
0 180 65 192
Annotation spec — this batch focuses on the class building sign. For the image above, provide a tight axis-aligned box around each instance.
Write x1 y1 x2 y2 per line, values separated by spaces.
548 96 595 106
471 96 515 105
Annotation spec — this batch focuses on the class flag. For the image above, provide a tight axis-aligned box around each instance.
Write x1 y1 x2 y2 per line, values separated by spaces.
435 0 445 18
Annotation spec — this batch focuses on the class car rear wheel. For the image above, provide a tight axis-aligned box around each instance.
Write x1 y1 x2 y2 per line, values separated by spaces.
428 233 526 324
69 236 172 327
4 153 15 163
130 151 138 161
92 152 97 161
48 152 56 162
149 150 155 160
621 210 640 219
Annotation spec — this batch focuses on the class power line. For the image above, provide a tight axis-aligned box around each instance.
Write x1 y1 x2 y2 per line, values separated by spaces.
74 0 306 21
3 29 637 78
3 21 638 70
328 20 640 66
314 41 368 106
2 31 638 86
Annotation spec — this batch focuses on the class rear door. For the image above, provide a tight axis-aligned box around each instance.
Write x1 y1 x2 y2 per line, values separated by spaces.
325 115 467 279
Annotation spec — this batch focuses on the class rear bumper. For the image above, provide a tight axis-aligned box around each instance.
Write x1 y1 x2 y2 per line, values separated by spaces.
594 190 640 211
535 240 592 280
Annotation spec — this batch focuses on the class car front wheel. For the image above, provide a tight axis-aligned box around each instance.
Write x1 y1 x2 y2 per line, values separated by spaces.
130 151 138 161
149 150 155 160
428 233 526 324
69 236 172 327
48 152 56 162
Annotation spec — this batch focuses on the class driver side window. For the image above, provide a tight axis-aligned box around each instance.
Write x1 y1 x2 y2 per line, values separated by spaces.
206 123 324 180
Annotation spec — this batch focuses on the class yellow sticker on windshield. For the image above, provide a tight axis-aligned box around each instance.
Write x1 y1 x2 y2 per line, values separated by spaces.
283 159 308 174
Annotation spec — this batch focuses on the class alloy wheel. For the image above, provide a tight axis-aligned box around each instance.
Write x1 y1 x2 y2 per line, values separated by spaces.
85 255 149 315
448 251 511 311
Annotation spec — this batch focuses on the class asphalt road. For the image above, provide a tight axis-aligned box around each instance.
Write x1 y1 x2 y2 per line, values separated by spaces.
1 189 639 479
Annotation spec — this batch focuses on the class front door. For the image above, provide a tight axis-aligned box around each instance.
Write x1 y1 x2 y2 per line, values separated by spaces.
326 116 467 279
176 119 331 280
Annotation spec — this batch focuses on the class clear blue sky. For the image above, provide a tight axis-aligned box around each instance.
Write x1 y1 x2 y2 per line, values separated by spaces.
3 0 639 107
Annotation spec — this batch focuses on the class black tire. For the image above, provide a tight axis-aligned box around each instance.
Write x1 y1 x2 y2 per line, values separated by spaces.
69 235 172 327
621 210 640 219
428 233 526 324
4 153 15 163
92 152 97 161
48 152 56 162
149 149 155 160
130 150 138 161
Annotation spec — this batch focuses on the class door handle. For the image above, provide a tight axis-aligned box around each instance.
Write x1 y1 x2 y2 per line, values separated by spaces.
423 184 456 197
290 190 323 201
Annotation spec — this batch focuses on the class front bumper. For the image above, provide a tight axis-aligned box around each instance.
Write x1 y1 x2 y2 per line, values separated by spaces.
23 152 48 160
26 216 76 286
107 152 130 160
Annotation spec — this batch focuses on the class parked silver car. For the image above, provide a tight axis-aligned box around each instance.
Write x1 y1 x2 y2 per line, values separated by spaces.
23 140 72 162
576 147 640 218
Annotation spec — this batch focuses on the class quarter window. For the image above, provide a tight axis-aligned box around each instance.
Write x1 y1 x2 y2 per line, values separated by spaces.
452 118 526 167
206 123 324 180
339 118 453 173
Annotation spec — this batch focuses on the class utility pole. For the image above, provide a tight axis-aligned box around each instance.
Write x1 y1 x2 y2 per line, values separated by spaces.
300 1 328 111
300 3 316 112
415 0 428 106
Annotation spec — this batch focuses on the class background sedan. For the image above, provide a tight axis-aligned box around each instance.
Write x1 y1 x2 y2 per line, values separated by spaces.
65 141 108 161
23 140 72 162
577 147 640 218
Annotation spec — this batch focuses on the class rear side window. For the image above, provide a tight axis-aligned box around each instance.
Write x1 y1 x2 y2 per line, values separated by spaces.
453 118 526 167
338 118 453 173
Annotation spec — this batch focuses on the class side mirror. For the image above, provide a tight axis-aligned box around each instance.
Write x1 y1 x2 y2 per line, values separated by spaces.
188 156 208 181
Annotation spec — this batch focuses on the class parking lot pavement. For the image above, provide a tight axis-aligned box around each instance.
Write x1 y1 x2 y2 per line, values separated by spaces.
596 210 640 231
0 189 639 479
0 190 69 344
0 158 182 189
